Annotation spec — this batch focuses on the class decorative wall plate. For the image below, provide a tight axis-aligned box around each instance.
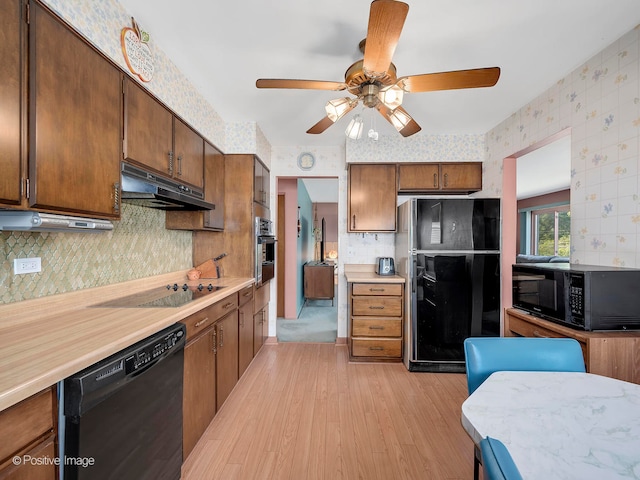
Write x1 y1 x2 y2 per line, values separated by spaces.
297 152 315 170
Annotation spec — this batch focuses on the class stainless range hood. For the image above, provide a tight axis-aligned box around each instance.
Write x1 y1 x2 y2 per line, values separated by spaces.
0 211 114 233
120 163 215 211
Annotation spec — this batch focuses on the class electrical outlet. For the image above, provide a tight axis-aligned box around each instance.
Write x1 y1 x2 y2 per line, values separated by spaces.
14 257 42 275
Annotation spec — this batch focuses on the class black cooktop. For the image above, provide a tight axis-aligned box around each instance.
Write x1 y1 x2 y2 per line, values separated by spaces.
92 284 226 308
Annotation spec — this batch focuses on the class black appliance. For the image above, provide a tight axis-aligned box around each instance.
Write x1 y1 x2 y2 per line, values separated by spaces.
512 263 640 331
62 323 185 480
255 217 275 285
91 283 226 308
120 162 215 210
395 198 501 372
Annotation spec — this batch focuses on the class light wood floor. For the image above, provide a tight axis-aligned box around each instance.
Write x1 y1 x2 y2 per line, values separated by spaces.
181 343 475 480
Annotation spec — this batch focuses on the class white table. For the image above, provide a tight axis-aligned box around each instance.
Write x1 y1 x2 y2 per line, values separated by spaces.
461 371 640 479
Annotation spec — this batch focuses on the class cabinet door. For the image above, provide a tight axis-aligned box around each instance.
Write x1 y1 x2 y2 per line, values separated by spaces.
215 311 239 410
183 328 216 459
397 164 440 192
0 0 23 206
123 78 173 177
30 3 121 217
238 300 254 377
173 118 204 188
253 159 263 204
304 265 334 299
253 310 265 355
202 142 224 230
440 163 482 191
348 164 397 232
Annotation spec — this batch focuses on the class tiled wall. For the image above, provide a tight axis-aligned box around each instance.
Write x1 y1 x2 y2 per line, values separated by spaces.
0 205 191 304
483 26 640 268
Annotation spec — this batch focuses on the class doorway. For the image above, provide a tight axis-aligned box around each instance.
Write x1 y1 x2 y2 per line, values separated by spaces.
275 177 338 342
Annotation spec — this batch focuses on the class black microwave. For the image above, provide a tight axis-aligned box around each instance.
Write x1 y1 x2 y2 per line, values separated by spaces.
512 263 640 331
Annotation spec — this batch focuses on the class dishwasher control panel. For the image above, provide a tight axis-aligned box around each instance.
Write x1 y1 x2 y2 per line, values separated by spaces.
125 327 184 373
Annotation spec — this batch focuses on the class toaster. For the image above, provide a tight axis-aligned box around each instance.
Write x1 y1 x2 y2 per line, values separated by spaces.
375 257 396 276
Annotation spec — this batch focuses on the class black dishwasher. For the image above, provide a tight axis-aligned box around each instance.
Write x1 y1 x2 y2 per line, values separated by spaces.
63 323 185 480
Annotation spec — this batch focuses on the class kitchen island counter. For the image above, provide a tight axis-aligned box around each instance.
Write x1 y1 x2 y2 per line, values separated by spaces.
0 271 254 412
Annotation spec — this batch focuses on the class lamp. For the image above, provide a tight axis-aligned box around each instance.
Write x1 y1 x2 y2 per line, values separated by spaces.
345 114 364 139
378 84 404 109
325 97 356 122
388 107 412 131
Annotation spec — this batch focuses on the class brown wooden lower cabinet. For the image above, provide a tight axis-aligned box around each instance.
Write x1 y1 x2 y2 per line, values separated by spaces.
0 387 56 480
238 286 255 377
215 310 239 411
347 282 404 362
505 308 640 384
304 262 334 304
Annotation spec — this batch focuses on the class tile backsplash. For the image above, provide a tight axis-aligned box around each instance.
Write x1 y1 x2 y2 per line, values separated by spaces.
0 204 191 304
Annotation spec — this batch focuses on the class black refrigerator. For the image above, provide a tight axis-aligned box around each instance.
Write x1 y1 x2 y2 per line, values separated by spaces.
395 198 501 372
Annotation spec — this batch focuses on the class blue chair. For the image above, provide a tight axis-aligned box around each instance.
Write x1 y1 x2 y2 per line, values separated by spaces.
464 337 586 479
480 437 523 480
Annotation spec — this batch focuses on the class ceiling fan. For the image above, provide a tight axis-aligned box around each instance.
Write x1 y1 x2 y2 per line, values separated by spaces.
256 0 500 138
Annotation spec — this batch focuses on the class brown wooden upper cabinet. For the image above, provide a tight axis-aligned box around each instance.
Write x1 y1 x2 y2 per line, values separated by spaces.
253 157 270 207
166 141 225 231
28 1 122 218
0 0 23 207
348 163 397 232
397 162 482 193
124 78 204 189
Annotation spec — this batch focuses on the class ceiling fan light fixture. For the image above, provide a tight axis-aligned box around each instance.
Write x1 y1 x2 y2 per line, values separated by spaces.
388 107 412 131
325 97 356 122
379 84 404 109
345 114 364 140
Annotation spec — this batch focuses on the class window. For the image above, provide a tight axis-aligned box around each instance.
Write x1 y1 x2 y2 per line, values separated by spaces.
531 206 570 256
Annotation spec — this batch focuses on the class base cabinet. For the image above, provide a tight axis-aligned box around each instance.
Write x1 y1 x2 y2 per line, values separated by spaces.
348 282 404 362
304 262 334 303
215 310 239 411
0 387 56 480
505 308 640 384
238 286 255 377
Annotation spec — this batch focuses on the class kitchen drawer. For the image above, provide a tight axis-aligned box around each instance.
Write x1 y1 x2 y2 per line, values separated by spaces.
238 285 254 307
352 338 402 358
352 317 402 337
182 293 239 340
508 315 588 360
352 296 402 317
0 387 54 465
352 283 402 296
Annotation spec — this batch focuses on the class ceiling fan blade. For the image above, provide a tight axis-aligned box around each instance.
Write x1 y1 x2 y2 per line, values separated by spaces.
398 67 501 93
307 116 335 134
376 104 421 137
362 0 409 78
256 79 348 91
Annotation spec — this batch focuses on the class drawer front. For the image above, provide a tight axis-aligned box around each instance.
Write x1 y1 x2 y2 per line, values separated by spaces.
238 285 254 307
352 317 402 337
352 283 402 296
0 388 54 464
352 296 402 317
509 315 588 360
352 338 402 358
182 293 239 340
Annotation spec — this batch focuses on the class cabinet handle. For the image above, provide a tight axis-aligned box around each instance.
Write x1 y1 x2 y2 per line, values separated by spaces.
113 182 120 213
532 330 549 338
369 288 385 292
443 173 448 187
168 151 174 175
194 317 210 328
211 330 217 354
222 302 234 310
177 155 183 176
219 325 224 347
369 326 385 330
369 346 384 351
433 173 437 187
243 291 252 298
369 305 385 310
352 214 356 230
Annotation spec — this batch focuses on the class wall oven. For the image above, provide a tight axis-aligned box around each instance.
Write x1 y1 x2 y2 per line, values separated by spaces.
255 217 275 286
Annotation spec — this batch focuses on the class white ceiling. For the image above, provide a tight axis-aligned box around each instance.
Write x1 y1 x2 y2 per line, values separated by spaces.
300 178 339 203
517 136 572 200
116 0 640 149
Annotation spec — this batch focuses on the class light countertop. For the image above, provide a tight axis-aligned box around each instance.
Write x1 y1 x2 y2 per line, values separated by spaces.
0 271 254 412
343 264 405 283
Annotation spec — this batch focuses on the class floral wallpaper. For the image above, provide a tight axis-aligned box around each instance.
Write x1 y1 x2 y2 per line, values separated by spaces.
483 25 640 268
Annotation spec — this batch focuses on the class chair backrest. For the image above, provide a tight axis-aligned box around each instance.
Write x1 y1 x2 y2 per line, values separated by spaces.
480 437 523 480
464 337 586 394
